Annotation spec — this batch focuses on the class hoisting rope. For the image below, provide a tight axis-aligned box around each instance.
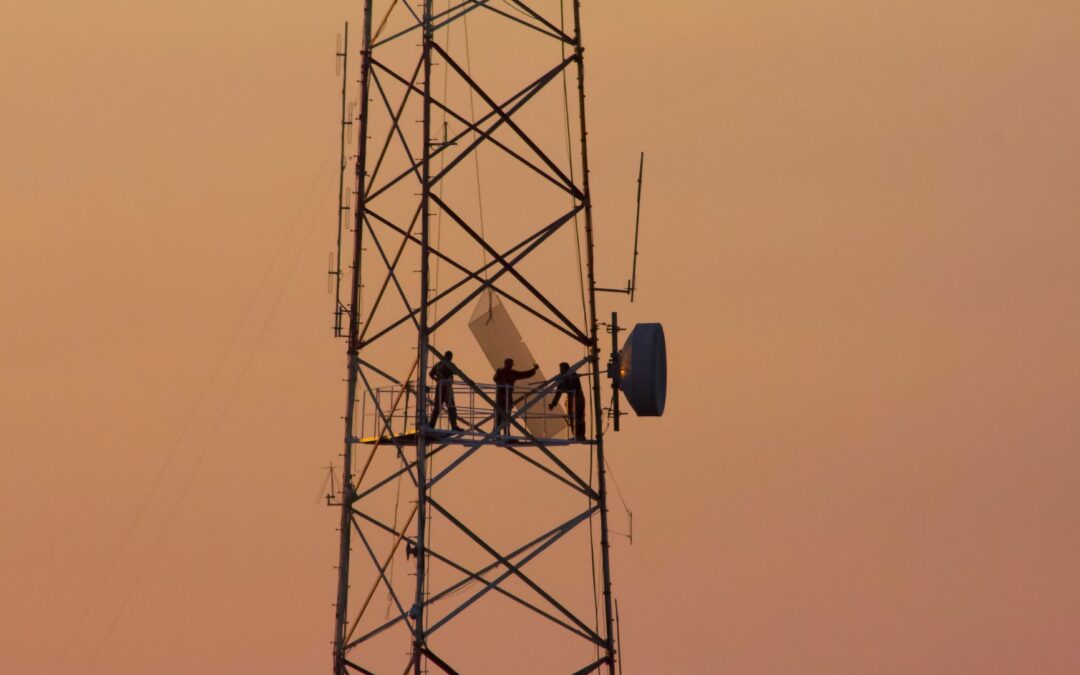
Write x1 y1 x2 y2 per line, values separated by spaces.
419 0 460 635
432 4 490 325
352 357 419 490
559 6 590 334
372 0 400 43
462 13 489 277
348 357 419 626
346 505 419 642
74 146 340 675
461 10 497 325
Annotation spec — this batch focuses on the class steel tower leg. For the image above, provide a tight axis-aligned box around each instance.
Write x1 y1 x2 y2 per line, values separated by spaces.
573 0 618 672
333 3 374 674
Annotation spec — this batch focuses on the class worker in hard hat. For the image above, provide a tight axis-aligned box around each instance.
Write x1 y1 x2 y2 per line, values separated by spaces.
493 358 538 436
429 351 463 431
549 361 586 440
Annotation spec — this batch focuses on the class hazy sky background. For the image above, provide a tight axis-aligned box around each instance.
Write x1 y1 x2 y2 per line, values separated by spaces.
3 1 1080 673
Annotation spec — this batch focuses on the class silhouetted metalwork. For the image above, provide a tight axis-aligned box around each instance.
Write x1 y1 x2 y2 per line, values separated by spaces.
329 3 618 674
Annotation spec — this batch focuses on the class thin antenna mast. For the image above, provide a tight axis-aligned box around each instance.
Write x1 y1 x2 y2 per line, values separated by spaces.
330 23 352 337
630 152 644 302
596 151 646 302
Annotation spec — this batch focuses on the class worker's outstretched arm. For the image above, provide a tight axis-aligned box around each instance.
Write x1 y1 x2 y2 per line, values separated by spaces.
509 366 538 382
549 389 563 409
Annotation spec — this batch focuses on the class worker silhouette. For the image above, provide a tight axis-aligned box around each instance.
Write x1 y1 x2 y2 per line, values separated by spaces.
549 362 587 440
429 351 462 431
493 358 538 436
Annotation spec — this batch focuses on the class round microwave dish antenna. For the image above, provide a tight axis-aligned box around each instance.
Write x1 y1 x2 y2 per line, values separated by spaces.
617 323 667 416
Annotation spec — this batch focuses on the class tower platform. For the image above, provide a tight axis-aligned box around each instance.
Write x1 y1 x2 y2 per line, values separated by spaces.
356 381 588 447
356 427 592 447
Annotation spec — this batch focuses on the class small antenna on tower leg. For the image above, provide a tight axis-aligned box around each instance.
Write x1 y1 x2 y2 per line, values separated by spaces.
596 151 646 301
630 151 644 302
330 22 351 338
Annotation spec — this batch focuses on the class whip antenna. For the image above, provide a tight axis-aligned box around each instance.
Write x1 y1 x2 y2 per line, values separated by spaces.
630 151 643 302
597 151 646 301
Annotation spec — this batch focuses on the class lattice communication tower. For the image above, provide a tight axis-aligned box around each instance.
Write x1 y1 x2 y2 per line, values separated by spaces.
324 3 661 673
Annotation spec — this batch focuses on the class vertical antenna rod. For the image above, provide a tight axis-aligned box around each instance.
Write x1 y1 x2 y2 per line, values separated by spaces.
595 152 646 300
615 598 625 675
609 311 621 433
331 24 351 336
630 152 644 303
573 0 618 672
333 5 373 675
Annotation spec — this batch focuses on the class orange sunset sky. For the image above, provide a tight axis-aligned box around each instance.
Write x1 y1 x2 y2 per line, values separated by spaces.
3 1 1080 673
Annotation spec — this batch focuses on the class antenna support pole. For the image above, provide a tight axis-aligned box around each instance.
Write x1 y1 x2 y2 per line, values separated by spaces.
331 23 352 337
630 152 644 302
607 311 622 432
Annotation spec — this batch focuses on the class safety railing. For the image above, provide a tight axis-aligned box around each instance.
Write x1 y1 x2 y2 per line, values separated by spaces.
357 379 584 444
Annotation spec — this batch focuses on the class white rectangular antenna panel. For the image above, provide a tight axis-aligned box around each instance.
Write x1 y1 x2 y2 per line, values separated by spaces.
468 290 566 439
